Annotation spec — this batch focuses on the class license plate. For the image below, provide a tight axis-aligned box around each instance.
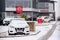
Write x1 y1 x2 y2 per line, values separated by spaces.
17 30 23 32
16 28 24 32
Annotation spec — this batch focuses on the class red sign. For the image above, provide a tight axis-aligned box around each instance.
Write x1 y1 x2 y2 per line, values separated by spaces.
16 6 23 14
37 18 42 24
40 10 48 12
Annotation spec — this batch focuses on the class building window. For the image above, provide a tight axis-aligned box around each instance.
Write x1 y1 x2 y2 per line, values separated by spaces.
33 12 49 21
37 2 49 9
38 0 50 2
17 12 33 21
16 0 31 8
5 0 15 8
49 3 54 11
5 0 31 8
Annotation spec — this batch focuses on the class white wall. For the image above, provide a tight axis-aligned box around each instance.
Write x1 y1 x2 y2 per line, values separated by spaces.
55 0 60 19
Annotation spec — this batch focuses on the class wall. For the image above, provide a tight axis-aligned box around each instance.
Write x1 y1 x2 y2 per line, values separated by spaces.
0 0 5 12
55 0 59 20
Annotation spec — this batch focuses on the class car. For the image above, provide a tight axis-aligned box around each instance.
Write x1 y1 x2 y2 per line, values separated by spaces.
3 18 15 25
8 18 30 35
37 16 53 22
3 18 25 25
43 16 53 22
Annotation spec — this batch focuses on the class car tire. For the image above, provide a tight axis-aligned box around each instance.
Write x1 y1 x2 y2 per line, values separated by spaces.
8 31 16 35
25 33 29 35
23 33 25 35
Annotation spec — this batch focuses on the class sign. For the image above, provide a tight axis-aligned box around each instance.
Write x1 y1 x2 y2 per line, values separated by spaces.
40 10 48 12
16 6 23 14
37 18 42 24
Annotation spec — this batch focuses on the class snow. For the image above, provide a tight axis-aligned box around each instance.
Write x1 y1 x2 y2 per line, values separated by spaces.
48 21 60 40
0 26 8 33
0 22 56 40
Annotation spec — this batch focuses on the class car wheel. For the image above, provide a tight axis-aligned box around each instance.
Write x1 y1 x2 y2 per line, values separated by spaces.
23 33 25 35
8 31 15 35
25 33 29 35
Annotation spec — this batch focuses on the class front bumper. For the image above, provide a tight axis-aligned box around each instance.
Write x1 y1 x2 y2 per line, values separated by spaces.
8 28 29 35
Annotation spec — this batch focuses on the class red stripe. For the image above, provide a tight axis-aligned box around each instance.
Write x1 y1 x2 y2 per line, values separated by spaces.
40 10 48 12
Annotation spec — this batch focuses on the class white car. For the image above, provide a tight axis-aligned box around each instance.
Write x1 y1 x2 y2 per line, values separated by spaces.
3 18 15 25
8 19 30 35
37 16 53 22
3 18 25 25
43 16 54 22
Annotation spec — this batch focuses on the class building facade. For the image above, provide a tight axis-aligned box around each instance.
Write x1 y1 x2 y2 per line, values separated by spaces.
4 0 56 21
0 0 5 25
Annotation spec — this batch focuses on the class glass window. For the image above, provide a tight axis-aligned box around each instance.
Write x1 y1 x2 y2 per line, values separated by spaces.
19 12 33 21
49 3 54 11
5 0 31 8
37 2 49 9
16 0 31 8
5 0 16 8
33 12 49 21
38 0 50 2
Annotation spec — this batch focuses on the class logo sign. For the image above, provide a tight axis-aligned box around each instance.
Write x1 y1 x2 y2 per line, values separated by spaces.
16 6 23 14
37 18 42 24
40 10 48 12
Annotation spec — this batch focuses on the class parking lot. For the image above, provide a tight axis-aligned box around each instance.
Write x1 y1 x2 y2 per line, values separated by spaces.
0 21 57 40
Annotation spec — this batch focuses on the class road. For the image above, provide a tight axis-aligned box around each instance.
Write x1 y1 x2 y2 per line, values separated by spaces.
48 21 60 40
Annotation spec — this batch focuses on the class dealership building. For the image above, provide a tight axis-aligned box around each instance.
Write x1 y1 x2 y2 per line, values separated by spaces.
1 0 56 21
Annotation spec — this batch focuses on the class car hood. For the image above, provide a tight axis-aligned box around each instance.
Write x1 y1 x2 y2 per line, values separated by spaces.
9 24 29 28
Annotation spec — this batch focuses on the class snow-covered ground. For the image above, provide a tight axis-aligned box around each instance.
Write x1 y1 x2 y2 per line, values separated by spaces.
0 22 56 40
48 21 60 40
